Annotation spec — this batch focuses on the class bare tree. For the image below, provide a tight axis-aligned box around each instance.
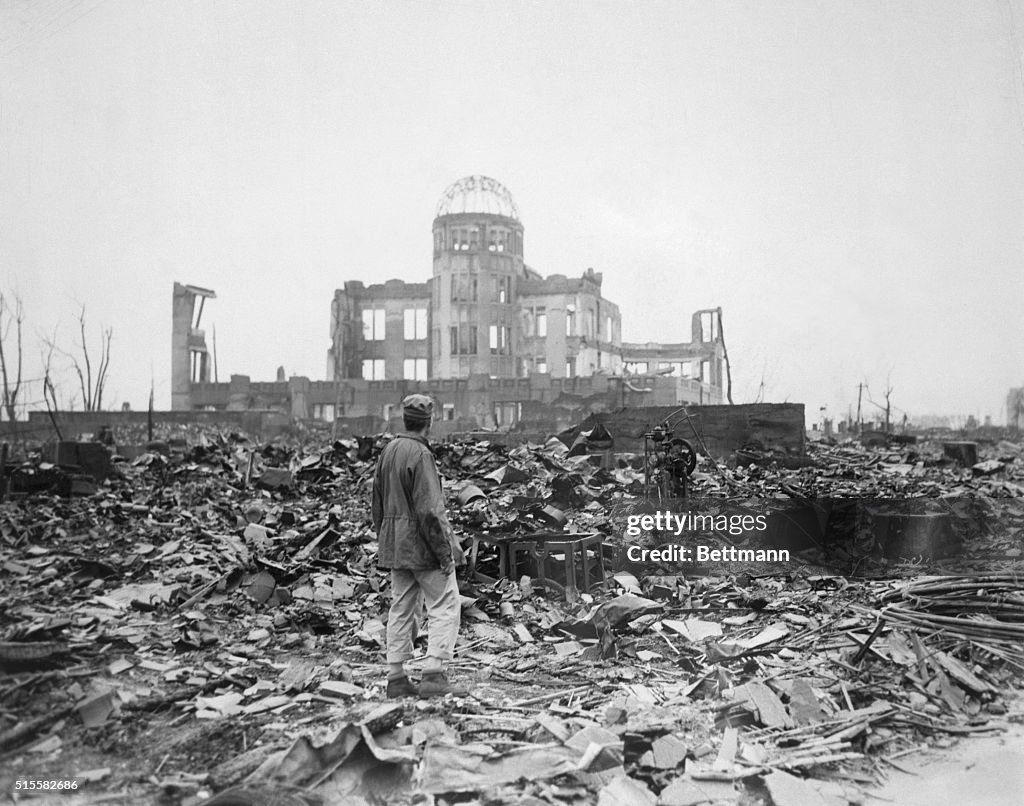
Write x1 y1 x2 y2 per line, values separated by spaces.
0 289 25 423
77 306 112 412
40 333 63 440
47 305 113 412
865 377 895 434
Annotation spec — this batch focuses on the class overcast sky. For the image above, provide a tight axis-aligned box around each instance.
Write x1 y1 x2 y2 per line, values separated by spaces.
2 0 1023 424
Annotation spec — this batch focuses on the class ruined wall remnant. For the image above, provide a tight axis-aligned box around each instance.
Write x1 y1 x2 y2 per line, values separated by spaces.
571 403 806 458
27 408 291 443
171 282 216 411
181 372 730 433
620 308 726 405
1007 387 1024 429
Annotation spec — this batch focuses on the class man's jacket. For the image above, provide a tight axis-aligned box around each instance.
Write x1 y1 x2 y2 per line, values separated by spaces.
371 433 462 570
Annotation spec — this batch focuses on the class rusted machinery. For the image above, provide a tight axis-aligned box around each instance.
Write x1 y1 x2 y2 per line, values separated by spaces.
642 418 698 502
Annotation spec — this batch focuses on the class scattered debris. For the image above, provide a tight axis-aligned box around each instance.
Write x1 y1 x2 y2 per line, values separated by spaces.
0 426 1022 803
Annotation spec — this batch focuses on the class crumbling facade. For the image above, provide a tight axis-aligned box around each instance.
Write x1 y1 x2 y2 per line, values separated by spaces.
325 176 720 390
171 283 216 411
173 176 727 426
326 177 632 385
621 308 726 397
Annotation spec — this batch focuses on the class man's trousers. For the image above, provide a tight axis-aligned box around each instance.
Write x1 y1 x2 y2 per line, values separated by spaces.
385 567 461 664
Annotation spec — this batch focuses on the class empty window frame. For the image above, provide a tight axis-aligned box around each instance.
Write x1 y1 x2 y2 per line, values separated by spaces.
493 401 521 427
565 310 576 336
403 358 428 380
495 276 510 304
700 311 719 342
701 360 711 383
404 307 427 340
451 228 471 251
488 228 507 252
535 357 547 374
565 359 575 378
535 307 547 337
488 324 511 355
682 361 693 378
361 359 385 380
606 316 613 341
312 404 335 422
451 325 478 355
362 308 385 341
625 361 649 375
451 275 478 302
443 403 456 420
190 350 207 383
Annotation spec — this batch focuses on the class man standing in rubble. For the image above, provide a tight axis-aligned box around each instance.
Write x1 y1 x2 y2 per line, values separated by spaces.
372 394 466 698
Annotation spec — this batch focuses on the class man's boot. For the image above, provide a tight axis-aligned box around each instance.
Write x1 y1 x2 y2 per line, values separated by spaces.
419 670 469 698
386 675 419 699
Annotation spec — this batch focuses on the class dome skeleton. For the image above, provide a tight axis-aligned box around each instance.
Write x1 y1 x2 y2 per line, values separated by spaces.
435 175 520 221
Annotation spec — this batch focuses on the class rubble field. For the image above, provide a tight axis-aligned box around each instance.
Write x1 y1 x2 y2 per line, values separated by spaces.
1 427 1023 806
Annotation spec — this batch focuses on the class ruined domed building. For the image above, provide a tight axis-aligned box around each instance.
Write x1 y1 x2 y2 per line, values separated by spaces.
328 177 630 385
174 176 726 431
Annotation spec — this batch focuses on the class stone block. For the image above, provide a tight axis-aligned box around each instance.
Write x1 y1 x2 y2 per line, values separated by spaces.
43 441 113 481
943 441 978 466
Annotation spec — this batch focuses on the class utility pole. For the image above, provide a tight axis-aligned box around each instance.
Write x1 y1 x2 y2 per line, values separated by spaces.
717 308 733 404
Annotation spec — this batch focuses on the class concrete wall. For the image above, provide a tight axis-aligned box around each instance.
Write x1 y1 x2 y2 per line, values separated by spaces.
178 372 725 429
571 403 806 457
14 401 804 460
23 408 292 442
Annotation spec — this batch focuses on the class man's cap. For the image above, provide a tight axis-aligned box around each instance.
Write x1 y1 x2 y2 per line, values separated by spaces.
402 394 433 422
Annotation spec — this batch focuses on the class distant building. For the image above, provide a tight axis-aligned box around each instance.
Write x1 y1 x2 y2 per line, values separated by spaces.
172 176 726 428
1008 387 1024 428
